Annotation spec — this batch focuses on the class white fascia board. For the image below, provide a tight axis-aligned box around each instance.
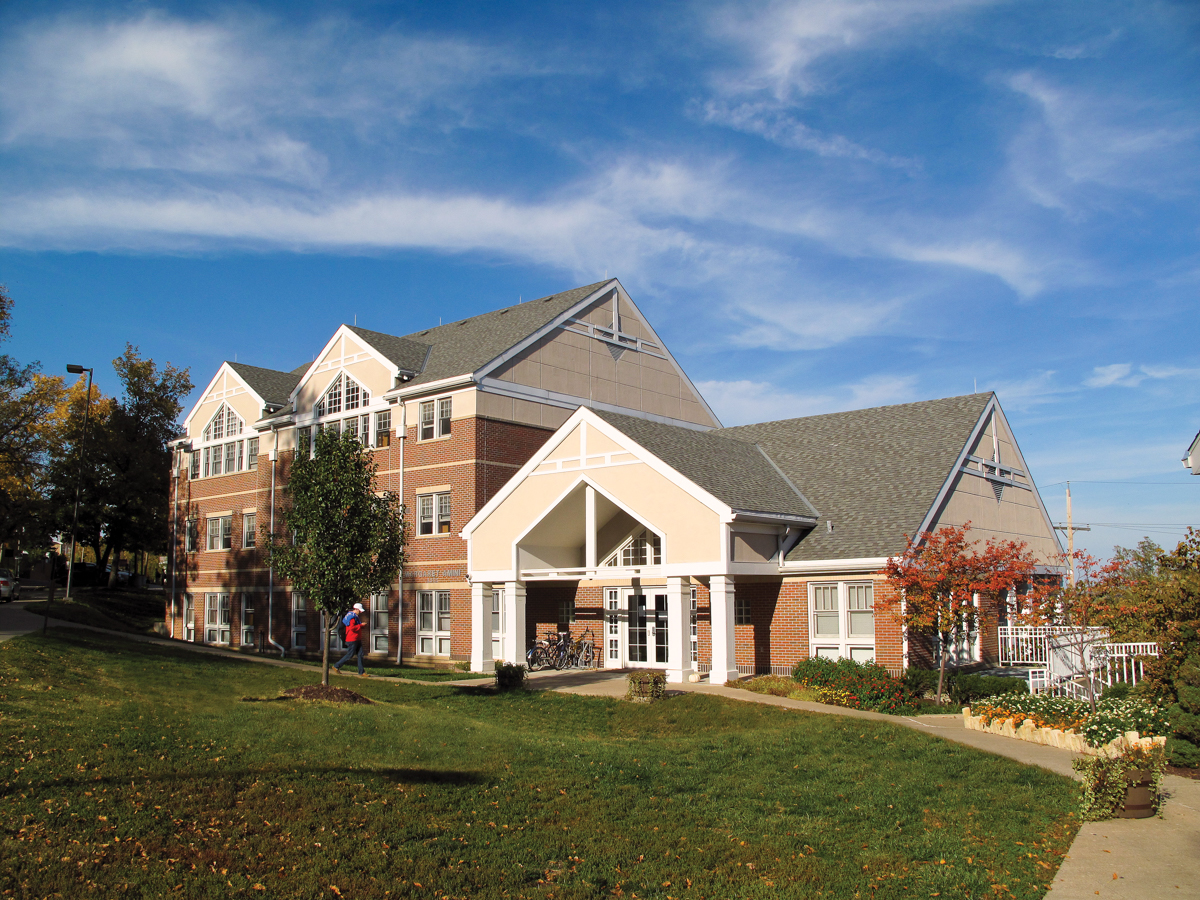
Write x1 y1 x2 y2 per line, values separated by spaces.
182 362 265 434
384 373 475 402
478 377 713 431
992 401 1064 557
462 406 733 539
289 324 401 406
780 557 891 575
728 510 818 527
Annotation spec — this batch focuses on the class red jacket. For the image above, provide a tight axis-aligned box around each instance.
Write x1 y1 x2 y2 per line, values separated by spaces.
344 611 364 643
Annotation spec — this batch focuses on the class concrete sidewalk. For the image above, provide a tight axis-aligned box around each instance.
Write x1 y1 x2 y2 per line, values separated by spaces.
532 668 1199 898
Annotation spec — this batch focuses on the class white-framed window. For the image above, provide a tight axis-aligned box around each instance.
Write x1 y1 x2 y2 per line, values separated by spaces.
810 581 875 663
204 593 231 645
183 593 195 642
292 592 307 649
344 415 359 442
418 396 452 441
196 405 248 479
190 451 200 479
491 588 503 660
375 410 391 447
417 491 451 535
607 587 620 660
247 437 259 470
242 513 256 549
603 530 662 567
371 592 389 653
690 585 698 663
735 591 751 625
418 590 452 656
241 595 255 647
315 373 370 418
184 519 197 552
296 426 311 458
207 515 232 551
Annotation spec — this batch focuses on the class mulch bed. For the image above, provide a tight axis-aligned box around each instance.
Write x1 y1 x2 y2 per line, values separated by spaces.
282 685 373 705
1166 764 1200 781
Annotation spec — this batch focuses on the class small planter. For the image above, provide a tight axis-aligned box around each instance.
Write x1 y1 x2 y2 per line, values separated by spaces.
1118 769 1156 819
626 671 666 703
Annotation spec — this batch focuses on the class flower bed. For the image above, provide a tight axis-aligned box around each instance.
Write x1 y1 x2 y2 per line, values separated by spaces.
791 657 909 713
967 693 1170 755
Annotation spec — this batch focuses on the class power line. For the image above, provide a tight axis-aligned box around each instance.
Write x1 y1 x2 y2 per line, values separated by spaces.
1042 480 1200 486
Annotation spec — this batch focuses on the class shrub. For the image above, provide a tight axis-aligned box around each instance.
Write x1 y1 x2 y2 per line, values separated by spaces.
970 694 1088 731
494 662 527 691
791 657 908 714
1166 641 1200 767
626 671 666 703
1100 682 1132 701
946 673 1028 707
1072 743 1167 820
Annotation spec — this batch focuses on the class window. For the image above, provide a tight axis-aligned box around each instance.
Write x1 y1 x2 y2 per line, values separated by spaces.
315 373 370 418
810 582 875 663
558 599 576 626
491 588 503 660
205 593 231 644
419 400 435 440
225 442 237 474
606 588 620 660
190 451 200 479
375 410 391 447
605 531 662 567
419 396 452 440
292 593 307 649
247 437 259 470
690 586 698 663
242 513 256 549
735 591 751 625
185 519 198 552
242 596 255 647
198 405 245 477
207 515 232 551
417 492 451 535
210 445 222 476
371 593 389 653
418 590 451 655
183 593 195 642
297 426 311 458
344 415 359 442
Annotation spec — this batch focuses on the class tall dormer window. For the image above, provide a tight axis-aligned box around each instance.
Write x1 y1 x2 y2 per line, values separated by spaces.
305 372 374 455
602 530 662 567
196 404 250 478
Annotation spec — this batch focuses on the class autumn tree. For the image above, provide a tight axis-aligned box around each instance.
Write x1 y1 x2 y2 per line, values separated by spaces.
881 523 1045 704
271 428 406 685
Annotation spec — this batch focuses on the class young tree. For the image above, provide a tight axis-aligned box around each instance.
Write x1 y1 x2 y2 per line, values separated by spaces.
881 523 1044 704
271 428 406 686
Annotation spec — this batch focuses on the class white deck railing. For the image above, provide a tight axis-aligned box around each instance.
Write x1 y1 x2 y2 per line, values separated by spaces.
999 625 1109 665
1019 636 1159 697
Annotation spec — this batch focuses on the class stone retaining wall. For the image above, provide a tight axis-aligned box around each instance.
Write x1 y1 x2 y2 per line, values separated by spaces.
962 706 1167 756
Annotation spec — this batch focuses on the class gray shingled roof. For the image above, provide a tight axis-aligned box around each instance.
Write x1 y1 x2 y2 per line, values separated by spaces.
593 410 818 519
347 326 430 375
719 394 992 561
227 362 302 408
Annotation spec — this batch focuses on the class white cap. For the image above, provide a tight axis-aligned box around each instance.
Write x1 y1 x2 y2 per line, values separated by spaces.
352 602 365 612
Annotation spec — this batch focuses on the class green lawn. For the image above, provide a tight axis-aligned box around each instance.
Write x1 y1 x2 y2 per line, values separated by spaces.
284 657 491 682
0 629 1078 899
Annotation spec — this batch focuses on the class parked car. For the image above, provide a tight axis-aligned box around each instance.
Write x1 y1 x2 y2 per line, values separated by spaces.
0 569 19 602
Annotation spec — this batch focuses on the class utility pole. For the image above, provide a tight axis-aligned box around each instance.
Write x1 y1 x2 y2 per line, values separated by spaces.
1053 481 1091 585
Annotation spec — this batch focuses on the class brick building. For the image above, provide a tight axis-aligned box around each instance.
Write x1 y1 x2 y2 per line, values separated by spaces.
167 278 1063 681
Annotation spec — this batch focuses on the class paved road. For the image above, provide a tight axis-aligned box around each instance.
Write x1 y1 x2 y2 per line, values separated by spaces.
2 608 1195 897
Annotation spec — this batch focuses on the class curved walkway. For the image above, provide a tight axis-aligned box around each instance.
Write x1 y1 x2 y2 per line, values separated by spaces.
2 600 1195 897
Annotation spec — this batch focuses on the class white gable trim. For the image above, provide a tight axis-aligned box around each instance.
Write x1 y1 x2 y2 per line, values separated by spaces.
915 395 1064 558
461 407 732 540
182 363 265 433
289 324 401 404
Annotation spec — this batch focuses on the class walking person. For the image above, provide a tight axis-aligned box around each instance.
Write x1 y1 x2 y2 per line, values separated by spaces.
333 602 368 677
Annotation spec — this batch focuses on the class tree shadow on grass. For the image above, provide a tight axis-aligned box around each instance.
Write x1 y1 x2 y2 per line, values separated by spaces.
4 765 486 798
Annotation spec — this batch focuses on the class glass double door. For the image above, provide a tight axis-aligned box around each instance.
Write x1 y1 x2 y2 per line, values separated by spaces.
608 588 668 667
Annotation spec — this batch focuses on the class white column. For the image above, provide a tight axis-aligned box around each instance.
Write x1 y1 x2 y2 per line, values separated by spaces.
709 575 738 684
584 485 597 570
502 580 527 666
470 581 494 673
665 576 692 683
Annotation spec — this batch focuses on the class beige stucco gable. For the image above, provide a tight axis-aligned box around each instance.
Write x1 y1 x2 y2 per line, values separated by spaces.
928 404 1063 564
465 411 726 578
185 365 264 443
292 328 396 418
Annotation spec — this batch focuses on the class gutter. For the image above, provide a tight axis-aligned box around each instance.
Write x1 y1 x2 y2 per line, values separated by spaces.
395 400 406 665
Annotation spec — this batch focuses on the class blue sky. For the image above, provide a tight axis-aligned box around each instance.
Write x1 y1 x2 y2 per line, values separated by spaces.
2 0 1198 557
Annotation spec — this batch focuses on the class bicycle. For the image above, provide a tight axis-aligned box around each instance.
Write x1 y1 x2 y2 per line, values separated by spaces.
570 627 596 668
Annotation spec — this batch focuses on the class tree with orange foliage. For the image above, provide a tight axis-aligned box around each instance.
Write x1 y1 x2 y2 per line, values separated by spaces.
881 523 1047 704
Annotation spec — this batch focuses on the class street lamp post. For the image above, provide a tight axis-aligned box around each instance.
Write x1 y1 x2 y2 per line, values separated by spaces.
63 364 94 603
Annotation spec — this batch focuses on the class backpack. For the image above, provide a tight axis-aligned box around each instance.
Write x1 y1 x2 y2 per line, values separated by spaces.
336 612 349 642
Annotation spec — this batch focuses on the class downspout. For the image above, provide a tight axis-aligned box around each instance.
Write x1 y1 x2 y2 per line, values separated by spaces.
395 399 406 665
266 425 286 658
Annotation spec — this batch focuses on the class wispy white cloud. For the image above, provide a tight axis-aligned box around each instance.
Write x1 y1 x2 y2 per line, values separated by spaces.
697 373 918 425
986 370 1069 410
1084 363 1200 389
729 289 908 350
